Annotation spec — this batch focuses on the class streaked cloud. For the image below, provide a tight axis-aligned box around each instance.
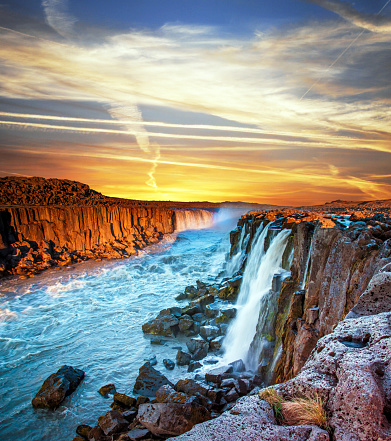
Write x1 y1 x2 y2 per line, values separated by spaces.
0 4 390 204
306 0 391 33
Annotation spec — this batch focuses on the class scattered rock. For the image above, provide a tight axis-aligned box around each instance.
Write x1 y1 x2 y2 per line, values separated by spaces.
163 358 175 370
133 364 173 397
176 350 192 366
98 410 129 436
32 365 85 410
98 384 116 397
137 401 211 437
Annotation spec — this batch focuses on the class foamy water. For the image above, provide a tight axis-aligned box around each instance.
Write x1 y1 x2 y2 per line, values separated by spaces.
0 212 239 441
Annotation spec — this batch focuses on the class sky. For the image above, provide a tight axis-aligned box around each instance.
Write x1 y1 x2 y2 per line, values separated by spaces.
0 0 390 205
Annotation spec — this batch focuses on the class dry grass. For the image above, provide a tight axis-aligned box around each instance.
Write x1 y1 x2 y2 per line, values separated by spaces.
258 388 284 422
281 393 328 430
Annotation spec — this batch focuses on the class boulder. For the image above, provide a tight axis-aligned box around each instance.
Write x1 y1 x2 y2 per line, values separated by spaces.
280 312 391 441
209 336 225 352
200 325 220 341
142 311 179 337
175 378 209 398
186 336 209 354
133 364 173 397
176 350 192 366
163 358 175 370
98 410 129 436
126 428 151 440
178 315 194 333
229 359 246 372
166 395 329 440
98 384 116 397
32 365 85 409
188 361 202 372
137 401 211 437
113 393 136 408
205 365 234 385
76 424 92 439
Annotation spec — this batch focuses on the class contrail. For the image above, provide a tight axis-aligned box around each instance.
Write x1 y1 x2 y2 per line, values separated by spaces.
300 0 391 100
1 119 389 152
0 111 372 143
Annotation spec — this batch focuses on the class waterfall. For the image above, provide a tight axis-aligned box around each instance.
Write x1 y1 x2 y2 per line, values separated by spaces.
174 209 215 232
225 222 250 276
223 227 291 369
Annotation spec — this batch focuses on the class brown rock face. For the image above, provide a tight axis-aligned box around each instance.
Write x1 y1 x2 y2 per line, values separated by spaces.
0 205 174 277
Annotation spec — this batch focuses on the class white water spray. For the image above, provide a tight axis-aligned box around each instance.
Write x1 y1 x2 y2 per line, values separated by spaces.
223 227 291 367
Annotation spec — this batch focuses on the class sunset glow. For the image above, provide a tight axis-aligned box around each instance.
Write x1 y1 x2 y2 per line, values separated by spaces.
1 0 390 204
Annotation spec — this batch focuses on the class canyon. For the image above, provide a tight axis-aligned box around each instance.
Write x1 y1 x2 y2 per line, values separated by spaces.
1 176 391 440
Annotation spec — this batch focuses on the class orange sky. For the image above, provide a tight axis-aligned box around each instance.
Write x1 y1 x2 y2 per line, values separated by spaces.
0 2 390 205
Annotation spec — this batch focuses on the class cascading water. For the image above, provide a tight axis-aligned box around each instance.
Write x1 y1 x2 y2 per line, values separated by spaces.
224 222 250 277
223 226 291 370
174 209 215 232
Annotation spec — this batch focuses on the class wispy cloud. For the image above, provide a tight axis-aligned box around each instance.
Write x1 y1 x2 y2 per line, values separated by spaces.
306 0 391 33
42 0 76 38
0 10 390 203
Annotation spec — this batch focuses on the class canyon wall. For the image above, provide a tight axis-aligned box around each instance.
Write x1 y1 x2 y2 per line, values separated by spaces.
228 209 391 385
0 205 175 277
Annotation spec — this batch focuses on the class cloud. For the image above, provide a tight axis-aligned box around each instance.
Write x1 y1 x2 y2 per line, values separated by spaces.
42 0 76 38
0 14 390 203
306 0 391 33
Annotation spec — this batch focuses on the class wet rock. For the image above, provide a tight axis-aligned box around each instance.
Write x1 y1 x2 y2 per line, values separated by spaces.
72 437 85 441
87 426 108 441
187 361 202 372
178 315 194 332
192 347 208 361
133 364 173 397
209 336 225 352
225 387 240 402
176 350 192 366
163 358 175 370
229 359 246 372
190 294 215 312
137 401 211 437
182 304 202 316
235 378 251 396
186 336 209 354
136 396 150 407
98 410 129 436
113 393 136 408
76 424 92 439
175 378 209 398
98 384 116 397
32 365 85 410
207 388 224 404
126 427 151 440
192 313 208 324
142 311 179 337
122 409 137 422
205 303 220 318
205 365 233 385
144 354 157 367
200 325 220 341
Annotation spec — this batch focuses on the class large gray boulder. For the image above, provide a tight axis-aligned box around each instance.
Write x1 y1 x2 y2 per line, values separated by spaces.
280 312 391 441
32 365 84 409
167 395 328 440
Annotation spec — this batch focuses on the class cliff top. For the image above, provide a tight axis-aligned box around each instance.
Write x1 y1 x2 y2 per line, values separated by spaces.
0 176 274 209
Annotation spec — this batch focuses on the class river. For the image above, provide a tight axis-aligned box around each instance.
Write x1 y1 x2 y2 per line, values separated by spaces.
0 209 241 441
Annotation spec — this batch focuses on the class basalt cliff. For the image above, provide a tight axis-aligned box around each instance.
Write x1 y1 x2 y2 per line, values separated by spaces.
0 177 178 278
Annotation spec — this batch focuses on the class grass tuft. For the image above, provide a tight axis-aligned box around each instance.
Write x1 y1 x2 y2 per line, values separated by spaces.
258 388 284 422
281 393 328 430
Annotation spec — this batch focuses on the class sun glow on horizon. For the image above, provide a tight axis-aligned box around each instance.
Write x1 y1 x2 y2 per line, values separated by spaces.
0 0 390 205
